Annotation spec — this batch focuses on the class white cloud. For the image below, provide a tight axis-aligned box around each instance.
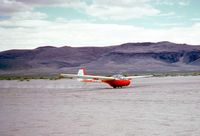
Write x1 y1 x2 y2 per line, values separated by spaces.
0 0 160 20
158 12 175 17
191 18 200 21
12 11 48 20
155 22 184 27
0 0 198 51
83 0 160 20
85 4 160 20
0 18 200 51
155 0 174 5
178 1 189 6
155 0 189 6
0 10 48 28
92 0 152 7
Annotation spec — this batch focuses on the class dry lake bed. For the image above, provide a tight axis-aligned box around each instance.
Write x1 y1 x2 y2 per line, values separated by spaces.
0 76 200 136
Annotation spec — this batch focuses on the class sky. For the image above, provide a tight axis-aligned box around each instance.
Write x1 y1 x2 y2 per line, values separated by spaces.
0 0 200 51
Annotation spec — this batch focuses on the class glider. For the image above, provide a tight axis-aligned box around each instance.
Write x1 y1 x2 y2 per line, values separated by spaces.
60 68 152 88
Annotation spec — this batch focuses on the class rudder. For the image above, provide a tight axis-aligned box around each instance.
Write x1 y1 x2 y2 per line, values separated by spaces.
77 68 86 76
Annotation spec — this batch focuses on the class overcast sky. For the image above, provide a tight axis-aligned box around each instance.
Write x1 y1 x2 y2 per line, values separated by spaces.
0 0 200 51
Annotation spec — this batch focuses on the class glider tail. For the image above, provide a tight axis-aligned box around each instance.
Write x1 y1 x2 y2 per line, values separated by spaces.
77 68 86 82
78 68 86 76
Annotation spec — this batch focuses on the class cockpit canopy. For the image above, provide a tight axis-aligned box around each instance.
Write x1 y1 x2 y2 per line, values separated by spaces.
112 74 127 80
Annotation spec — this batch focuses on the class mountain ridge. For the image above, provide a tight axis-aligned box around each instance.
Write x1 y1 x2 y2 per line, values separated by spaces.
0 41 200 75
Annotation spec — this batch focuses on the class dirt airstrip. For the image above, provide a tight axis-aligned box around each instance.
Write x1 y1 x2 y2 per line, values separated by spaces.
0 76 200 136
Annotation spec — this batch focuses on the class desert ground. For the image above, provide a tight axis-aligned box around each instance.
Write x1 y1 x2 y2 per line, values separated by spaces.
0 76 200 136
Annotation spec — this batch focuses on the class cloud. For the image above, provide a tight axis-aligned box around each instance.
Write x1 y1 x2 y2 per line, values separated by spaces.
0 17 200 51
158 12 175 17
91 0 152 7
191 18 200 21
155 0 189 6
83 0 160 20
0 0 160 20
85 4 160 20
16 0 67 5
0 0 198 51
12 11 48 20
0 0 190 20
178 0 189 6
0 0 85 17
0 0 31 16
16 0 86 8
155 22 184 27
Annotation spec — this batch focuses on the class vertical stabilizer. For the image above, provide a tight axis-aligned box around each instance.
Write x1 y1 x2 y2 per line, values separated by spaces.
77 68 86 82
78 68 86 76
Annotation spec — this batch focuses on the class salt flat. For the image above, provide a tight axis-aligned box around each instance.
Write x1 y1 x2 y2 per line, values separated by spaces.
0 76 200 136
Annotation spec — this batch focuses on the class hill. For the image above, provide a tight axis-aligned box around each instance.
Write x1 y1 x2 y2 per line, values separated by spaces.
0 41 200 75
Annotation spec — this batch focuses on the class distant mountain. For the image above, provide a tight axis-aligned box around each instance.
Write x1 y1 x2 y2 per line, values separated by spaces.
0 41 200 75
